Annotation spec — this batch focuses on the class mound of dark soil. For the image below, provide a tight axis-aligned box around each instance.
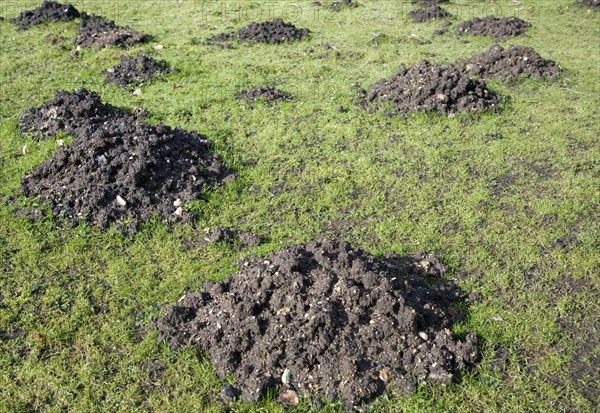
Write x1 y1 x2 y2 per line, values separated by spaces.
208 18 310 44
409 5 450 22
235 87 292 103
465 44 563 81
330 0 359 11
77 14 149 48
575 0 600 7
9 1 80 30
364 60 500 114
456 16 530 39
19 89 230 230
105 55 176 87
156 239 479 409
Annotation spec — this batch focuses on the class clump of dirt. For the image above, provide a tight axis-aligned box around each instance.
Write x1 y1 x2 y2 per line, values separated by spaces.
456 16 531 39
364 60 500 115
104 55 176 87
409 5 450 22
235 87 293 103
19 89 230 230
156 239 480 409
575 0 600 7
206 227 262 247
9 1 80 30
465 44 563 82
330 0 359 11
208 18 310 44
77 14 149 48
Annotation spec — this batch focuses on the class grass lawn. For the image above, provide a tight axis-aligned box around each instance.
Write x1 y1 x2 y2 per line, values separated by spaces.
0 0 598 411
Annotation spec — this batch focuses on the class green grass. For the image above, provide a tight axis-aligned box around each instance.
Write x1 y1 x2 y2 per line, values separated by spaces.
1 0 599 411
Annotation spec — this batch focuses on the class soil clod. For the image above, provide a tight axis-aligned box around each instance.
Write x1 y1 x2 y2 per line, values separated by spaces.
409 5 450 23
104 55 176 87
330 0 359 11
156 240 479 409
364 60 500 114
465 44 563 82
19 89 230 230
235 87 293 103
456 16 531 39
575 0 600 7
77 14 150 48
10 1 80 30
208 19 310 45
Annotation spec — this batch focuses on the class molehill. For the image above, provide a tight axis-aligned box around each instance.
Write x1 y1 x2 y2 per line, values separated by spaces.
156 240 479 409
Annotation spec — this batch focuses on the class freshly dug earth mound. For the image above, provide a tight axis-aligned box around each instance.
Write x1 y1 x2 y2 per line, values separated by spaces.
105 55 176 86
365 60 500 114
235 87 292 103
19 89 229 229
456 16 530 39
156 240 480 409
9 1 80 30
465 44 562 81
575 0 600 7
208 18 310 44
77 14 149 48
409 5 450 22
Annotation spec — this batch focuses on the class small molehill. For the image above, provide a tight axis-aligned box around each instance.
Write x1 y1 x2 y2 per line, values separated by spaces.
409 5 451 23
156 240 479 409
19 89 230 230
411 0 449 6
104 55 176 87
330 0 359 11
456 16 531 39
208 18 310 44
77 14 149 48
235 87 293 103
364 60 500 115
9 1 80 30
575 0 600 7
465 44 563 82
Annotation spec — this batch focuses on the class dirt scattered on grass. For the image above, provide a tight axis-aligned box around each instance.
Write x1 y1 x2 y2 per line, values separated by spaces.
19 89 231 230
330 0 359 11
208 18 310 45
465 44 563 82
363 60 500 115
77 14 150 48
156 239 479 409
235 87 293 103
575 0 600 7
409 5 450 23
104 55 176 87
206 227 262 247
9 1 80 30
412 0 449 5
456 16 531 39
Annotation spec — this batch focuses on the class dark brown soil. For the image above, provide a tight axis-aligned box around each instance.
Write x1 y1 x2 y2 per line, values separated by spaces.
465 44 563 82
575 0 600 7
156 240 479 409
76 14 149 48
208 19 310 45
9 1 80 30
364 60 500 115
330 0 359 11
235 87 293 103
456 16 531 39
19 89 230 230
206 227 262 247
104 55 176 87
409 5 450 23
